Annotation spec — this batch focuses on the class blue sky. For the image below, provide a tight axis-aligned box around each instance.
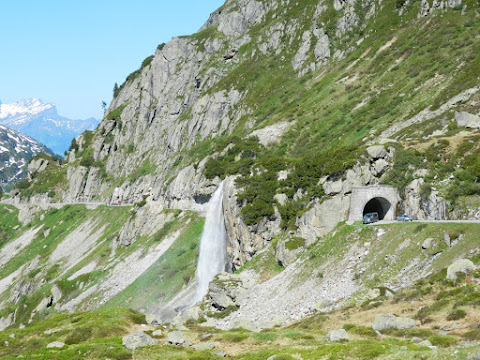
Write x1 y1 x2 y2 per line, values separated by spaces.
0 0 224 120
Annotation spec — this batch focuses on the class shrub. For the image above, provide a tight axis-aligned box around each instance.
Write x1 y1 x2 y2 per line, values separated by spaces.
141 55 154 68
223 332 249 343
428 335 458 347
64 327 92 344
285 237 306 251
105 103 127 121
447 309 466 321
68 137 79 152
464 329 480 341
382 147 423 189
80 155 94 168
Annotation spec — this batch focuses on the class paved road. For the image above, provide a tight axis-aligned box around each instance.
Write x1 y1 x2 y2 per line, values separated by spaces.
370 219 480 225
0 199 133 209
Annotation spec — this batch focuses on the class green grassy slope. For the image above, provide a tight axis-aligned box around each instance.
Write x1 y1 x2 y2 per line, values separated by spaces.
0 205 206 328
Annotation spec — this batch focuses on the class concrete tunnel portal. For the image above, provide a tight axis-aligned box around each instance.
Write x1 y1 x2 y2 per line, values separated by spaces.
362 197 391 220
348 186 400 222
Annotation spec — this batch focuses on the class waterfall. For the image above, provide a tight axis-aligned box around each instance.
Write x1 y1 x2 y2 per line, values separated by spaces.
191 181 227 304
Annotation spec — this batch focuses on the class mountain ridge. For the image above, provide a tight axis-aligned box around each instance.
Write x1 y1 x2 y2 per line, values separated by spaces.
0 123 53 191
0 98 98 155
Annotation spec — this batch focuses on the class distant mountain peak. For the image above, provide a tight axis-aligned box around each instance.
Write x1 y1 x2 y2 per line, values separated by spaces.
0 123 52 191
0 98 55 119
0 98 98 155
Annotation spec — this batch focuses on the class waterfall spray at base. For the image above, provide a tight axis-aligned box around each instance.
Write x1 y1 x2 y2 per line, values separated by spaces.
190 181 227 305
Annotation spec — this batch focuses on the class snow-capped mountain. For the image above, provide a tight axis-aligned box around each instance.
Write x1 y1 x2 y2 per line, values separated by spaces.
0 98 99 155
0 124 53 192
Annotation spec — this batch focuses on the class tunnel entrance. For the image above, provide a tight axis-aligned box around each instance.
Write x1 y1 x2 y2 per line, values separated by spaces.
363 197 392 220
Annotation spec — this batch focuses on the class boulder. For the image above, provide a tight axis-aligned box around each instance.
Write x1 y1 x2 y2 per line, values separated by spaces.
145 313 161 326
373 314 416 331
327 329 349 342
422 238 434 249
208 272 251 310
167 331 185 345
373 314 397 331
193 342 215 351
454 111 480 129
122 332 156 350
152 329 163 337
418 339 433 347
395 317 417 330
227 318 258 332
46 341 65 348
314 299 334 312
374 159 389 175
447 259 476 280
324 179 343 196
366 145 388 160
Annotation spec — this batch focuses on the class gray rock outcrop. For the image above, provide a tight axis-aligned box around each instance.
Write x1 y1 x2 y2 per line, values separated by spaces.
296 196 350 245
327 329 350 342
455 111 480 128
446 259 476 280
207 272 256 310
372 314 416 331
122 332 157 350
27 158 50 178
167 330 186 345
193 342 216 351
152 329 163 337
46 341 65 348
223 177 281 270
422 238 434 249
275 237 305 267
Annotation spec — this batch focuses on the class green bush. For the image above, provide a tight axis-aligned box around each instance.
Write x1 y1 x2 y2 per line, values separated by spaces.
428 335 458 347
141 55 154 68
68 137 79 152
222 332 249 343
464 329 480 341
80 155 95 168
105 103 127 121
447 309 466 321
285 237 306 250
382 147 423 189
64 327 93 344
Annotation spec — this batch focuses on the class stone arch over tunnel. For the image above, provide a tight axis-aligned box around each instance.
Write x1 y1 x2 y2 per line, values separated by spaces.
348 185 400 221
363 197 391 220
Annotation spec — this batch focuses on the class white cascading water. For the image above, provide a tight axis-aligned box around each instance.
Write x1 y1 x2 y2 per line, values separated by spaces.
191 181 227 305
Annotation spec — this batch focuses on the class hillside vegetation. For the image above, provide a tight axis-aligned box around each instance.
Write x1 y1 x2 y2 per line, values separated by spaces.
1 222 480 359
1 0 480 358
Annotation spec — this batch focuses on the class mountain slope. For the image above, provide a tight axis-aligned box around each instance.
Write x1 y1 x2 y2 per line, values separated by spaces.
6 0 480 333
0 98 98 155
16 0 479 269
0 124 53 191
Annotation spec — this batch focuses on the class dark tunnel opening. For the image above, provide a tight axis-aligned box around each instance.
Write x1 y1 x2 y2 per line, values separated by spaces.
363 197 392 220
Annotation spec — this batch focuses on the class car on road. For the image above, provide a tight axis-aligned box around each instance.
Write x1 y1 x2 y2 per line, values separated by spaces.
363 212 379 224
396 214 412 222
